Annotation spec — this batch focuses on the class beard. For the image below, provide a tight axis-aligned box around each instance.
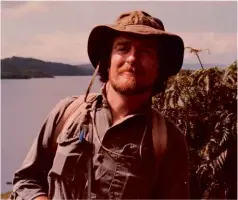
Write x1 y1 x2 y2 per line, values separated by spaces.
109 73 153 95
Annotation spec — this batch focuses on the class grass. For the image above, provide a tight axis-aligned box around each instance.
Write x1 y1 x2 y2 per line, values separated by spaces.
1 191 12 199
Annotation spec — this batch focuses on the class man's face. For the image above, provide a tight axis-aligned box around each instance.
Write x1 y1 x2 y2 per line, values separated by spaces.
108 33 159 95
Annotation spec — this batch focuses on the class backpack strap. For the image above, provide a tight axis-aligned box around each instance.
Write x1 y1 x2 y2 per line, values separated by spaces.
151 108 168 167
52 93 98 152
53 95 167 166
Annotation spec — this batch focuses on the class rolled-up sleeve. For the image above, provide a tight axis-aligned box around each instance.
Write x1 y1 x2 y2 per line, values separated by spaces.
156 120 190 199
11 97 76 200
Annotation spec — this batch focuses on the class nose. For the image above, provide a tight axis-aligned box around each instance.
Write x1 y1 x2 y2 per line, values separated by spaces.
126 47 138 65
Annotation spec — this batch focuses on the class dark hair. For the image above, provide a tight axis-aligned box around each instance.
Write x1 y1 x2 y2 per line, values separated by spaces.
152 72 168 95
97 32 169 95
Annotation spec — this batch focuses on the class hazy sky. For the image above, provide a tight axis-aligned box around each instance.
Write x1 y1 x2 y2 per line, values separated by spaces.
1 1 237 65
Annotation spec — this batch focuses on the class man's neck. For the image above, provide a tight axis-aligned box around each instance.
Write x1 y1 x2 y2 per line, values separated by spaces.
105 83 152 125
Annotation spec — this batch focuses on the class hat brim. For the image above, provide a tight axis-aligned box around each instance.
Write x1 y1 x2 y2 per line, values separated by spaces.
87 24 184 77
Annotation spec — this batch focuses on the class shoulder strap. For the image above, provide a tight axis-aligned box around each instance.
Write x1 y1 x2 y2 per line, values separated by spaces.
151 108 168 166
53 95 167 161
52 93 98 152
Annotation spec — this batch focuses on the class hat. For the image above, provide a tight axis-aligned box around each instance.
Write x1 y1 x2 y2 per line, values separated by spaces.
87 10 184 77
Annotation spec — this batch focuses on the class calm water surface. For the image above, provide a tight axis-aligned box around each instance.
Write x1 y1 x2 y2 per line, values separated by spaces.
1 76 102 193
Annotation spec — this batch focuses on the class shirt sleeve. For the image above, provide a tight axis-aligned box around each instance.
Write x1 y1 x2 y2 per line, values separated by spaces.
11 96 77 200
156 119 190 199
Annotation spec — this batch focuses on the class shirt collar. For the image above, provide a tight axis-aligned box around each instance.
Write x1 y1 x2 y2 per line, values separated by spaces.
98 83 152 116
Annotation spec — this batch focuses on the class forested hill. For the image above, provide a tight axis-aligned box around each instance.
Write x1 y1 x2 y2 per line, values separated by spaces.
1 56 226 79
1 56 94 79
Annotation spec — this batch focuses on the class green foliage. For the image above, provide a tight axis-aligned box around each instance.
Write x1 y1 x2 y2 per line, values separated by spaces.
153 61 237 199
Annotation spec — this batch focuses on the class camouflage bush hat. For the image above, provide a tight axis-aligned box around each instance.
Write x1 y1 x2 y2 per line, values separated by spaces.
87 10 185 77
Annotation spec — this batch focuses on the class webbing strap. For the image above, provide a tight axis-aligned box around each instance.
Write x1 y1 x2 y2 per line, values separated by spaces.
151 108 167 167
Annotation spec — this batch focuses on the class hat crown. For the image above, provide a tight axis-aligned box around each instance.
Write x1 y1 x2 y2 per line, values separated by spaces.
115 11 165 31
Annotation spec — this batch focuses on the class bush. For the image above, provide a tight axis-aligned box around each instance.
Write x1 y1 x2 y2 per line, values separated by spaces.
153 61 237 199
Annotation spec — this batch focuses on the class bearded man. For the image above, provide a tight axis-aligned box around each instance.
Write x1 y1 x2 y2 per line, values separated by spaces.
11 10 189 200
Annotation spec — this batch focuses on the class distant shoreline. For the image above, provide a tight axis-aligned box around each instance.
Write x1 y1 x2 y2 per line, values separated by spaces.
1 57 95 79
1 75 94 79
1 56 229 80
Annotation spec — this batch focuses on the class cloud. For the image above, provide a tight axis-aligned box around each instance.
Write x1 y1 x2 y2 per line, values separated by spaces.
2 31 237 65
1 1 27 9
2 1 49 19
177 32 237 64
2 31 90 64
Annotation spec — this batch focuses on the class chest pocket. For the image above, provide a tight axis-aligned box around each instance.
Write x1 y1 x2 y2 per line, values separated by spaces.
48 131 93 199
91 143 155 199
47 97 97 199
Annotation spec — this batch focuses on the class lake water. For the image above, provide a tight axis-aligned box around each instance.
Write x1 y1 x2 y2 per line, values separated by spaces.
1 76 102 193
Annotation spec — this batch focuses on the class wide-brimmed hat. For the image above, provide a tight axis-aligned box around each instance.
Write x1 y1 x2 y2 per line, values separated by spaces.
87 10 184 77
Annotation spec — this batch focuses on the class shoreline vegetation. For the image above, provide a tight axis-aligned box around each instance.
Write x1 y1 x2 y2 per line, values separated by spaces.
1 61 236 199
1 191 12 199
1 56 94 79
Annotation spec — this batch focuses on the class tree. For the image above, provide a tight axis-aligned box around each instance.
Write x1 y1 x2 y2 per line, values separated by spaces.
185 47 210 69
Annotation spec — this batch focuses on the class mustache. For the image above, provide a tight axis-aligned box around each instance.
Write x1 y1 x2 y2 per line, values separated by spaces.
118 65 142 74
